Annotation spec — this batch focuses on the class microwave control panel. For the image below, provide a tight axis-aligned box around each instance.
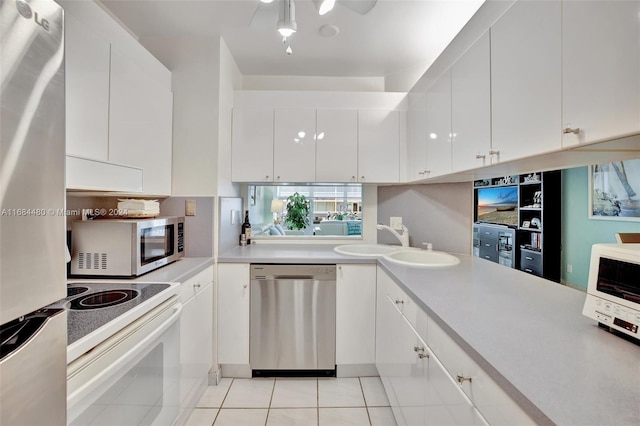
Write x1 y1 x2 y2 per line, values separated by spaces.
582 294 640 339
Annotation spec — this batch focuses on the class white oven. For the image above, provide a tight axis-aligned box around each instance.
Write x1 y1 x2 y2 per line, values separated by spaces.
582 243 640 341
67 296 182 425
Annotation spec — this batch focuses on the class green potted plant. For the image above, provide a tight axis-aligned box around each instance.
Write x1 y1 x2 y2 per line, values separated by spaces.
283 192 310 230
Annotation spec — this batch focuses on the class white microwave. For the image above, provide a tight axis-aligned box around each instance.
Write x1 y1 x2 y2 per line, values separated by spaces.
70 216 184 277
582 243 640 341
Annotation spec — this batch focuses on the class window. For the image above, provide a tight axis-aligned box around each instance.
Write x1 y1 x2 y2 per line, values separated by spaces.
245 184 363 238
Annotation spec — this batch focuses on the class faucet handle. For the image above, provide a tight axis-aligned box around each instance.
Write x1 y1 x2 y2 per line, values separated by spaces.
422 242 433 251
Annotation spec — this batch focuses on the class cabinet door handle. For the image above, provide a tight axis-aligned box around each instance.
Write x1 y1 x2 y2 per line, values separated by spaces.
417 352 429 359
243 284 248 289
525 268 533 273
456 374 472 384
193 283 201 289
361 176 365 180
351 176 356 180
563 127 580 135
413 346 424 353
475 154 486 160
265 175 270 180
394 299 404 305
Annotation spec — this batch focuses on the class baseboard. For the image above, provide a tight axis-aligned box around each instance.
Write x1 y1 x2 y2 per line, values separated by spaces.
336 364 379 377
220 363 252 378
209 366 222 385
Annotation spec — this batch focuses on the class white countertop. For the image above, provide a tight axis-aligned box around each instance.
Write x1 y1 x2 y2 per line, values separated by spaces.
131 257 214 283
218 244 640 425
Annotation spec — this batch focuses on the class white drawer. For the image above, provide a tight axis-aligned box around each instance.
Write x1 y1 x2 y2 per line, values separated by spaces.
427 317 534 425
180 266 214 303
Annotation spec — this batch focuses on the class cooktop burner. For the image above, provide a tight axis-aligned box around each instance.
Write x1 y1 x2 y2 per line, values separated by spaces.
69 290 139 310
67 286 89 297
48 282 172 346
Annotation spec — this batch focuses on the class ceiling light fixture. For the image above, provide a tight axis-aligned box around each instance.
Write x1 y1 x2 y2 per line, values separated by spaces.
314 0 336 15
260 0 273 3
277 0 297 38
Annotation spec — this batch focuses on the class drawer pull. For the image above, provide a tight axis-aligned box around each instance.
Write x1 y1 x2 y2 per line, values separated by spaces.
394 299 404 305
525 256 534 261
456 374 472 384
193 283 201 288
525 268 533 273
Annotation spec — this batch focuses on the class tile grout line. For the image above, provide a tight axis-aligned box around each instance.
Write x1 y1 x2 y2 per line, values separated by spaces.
359 377 374 426
212 378 233 425
265 378 276 426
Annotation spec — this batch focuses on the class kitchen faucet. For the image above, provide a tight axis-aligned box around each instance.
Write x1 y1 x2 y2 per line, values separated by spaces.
376 223 410 247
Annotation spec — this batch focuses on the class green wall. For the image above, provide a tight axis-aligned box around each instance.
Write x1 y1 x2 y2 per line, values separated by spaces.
561 166 640 290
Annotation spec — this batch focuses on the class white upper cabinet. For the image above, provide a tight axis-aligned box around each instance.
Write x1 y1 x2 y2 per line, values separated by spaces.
274 108 316 182
451 30 492 171
109 49 173 195
358 109 400 183
231 108 274 182
316 109 358 182
65 13 110 162
425 71 453 178
231 92 406 184
561 0 640 147
62 1 172 194
490 0 562 163
407 93 428 180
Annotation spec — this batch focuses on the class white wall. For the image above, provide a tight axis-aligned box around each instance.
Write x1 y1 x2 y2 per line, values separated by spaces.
377 183 473 254
242 75 385 92
141 37 220 196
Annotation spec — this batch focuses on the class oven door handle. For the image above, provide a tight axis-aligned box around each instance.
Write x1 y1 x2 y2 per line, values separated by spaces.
67 302 182 408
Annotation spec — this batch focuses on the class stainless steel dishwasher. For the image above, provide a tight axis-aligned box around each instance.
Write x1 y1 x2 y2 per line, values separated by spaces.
250 264 336 377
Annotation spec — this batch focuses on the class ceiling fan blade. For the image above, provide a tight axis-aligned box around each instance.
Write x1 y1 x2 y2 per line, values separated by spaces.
339 0 377 15
249 1 279 30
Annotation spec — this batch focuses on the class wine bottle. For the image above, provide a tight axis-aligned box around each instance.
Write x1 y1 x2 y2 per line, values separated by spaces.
241 210 252 245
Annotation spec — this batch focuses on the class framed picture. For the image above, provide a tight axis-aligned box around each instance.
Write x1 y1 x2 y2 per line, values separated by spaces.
589 159 640 221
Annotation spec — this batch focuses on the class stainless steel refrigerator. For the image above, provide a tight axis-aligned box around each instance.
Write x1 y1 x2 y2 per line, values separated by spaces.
0 0 67 424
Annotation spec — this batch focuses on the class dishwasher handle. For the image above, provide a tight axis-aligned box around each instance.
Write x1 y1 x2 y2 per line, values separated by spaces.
271 275 316 280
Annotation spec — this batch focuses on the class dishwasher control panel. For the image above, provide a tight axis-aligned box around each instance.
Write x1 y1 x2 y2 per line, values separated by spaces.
250 264 336 281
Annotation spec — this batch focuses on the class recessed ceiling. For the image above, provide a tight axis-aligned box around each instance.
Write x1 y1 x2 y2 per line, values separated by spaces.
100 0 484 78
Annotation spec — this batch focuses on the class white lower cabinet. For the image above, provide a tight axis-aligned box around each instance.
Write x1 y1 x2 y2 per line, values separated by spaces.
376 276 485 425
217 263 250 365
336 264 376 365
177 266 214 425
427 319 534 426
376 268 534 425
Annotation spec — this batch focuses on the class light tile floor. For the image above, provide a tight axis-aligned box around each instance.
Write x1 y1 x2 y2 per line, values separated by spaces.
186 377 397 426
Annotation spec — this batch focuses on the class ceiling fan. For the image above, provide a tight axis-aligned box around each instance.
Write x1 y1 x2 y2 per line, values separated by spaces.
249 0 378 32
